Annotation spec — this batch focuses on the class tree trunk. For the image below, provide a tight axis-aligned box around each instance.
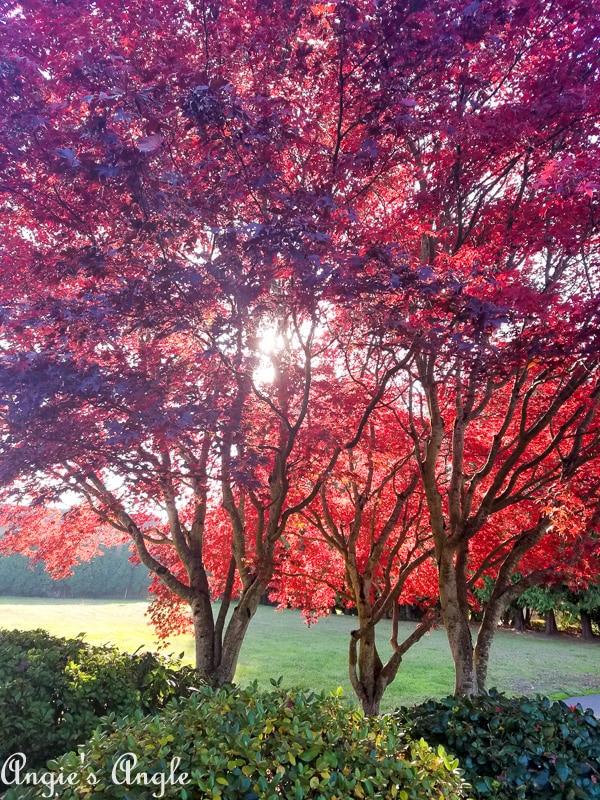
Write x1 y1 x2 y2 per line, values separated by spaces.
190 572 267 685
215 579 265 684
450 619 478 695
544 608 558 636
350 630 386 715
191 594 217 679
438 551 478 696
581 611 596 640
349 605 387 715
473 586 509 693
512 606 525 631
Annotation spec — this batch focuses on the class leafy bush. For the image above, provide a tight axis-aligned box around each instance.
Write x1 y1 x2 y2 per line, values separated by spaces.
4 682 468 799
394 689 600 799
0 628 201 781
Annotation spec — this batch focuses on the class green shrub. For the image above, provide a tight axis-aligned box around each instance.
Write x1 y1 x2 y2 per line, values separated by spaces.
394 689 600 799
0 628 201 781
4 682 468 799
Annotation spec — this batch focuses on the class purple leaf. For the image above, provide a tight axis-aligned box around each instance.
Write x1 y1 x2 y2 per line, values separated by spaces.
137 134 163 153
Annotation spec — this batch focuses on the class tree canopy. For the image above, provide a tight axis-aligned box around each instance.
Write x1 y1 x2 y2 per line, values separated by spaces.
1 0 599 711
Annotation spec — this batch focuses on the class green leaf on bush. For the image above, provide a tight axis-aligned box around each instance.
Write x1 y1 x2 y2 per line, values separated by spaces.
299 746 321 762
555 759 570 781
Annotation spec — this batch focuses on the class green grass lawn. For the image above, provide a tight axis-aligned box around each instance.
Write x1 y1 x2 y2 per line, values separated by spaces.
1 597 598 712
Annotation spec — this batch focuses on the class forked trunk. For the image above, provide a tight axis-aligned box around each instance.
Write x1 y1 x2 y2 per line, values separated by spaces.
192 580 265 684
348 602 435 714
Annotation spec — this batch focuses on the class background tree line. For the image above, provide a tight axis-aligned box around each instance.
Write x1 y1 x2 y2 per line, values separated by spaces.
0 545 149 599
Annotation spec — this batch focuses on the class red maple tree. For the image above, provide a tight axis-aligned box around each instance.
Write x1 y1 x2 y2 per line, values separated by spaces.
272 406 436 714
0 0 417 685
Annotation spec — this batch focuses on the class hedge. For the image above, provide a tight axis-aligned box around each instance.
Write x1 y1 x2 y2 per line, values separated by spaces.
0 628 202 782
4 681 468 799
394 689 600 799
